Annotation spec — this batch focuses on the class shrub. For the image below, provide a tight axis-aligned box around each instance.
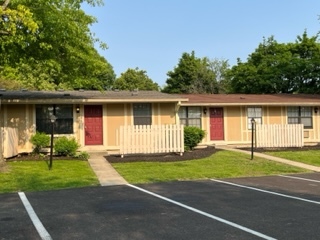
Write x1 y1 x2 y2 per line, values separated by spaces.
184 126 206 150
30 132 50 154
76 151 90 161
54 137 80 157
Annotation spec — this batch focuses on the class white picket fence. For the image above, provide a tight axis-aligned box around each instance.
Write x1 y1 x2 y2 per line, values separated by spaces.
119 125 184 157
256 124 304 148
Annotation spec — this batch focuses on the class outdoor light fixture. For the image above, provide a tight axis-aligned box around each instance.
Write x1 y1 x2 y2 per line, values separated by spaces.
76 106 80 113
315 107 318 114
49 114 57 170
203 107 207 114
251 118 255 160
50 114 57 123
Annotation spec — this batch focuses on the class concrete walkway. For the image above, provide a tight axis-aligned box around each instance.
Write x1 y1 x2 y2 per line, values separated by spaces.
216 145 320 172
87 152 128 186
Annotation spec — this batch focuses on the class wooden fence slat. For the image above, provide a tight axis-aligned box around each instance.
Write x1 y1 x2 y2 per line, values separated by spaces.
256 124 303 148
119 125 184 156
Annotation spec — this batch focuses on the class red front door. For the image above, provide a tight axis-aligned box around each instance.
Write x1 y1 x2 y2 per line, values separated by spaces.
84 105 103 145
210 107 224 140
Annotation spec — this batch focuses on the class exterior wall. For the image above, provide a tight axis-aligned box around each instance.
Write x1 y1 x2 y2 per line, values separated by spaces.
5 101 319 157
4 105 34 155
202 107 209 142
0 104 34 157
225 106 243 142
104 103 176 152
202 105 320 146
73 105 81 146
105 103 126 149
2 102 179 157
265 106 283 124
79 102 177 153
154 103 176 125
202 106 248 145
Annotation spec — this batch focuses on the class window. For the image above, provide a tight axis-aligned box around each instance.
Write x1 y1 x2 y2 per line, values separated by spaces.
36 105 73 134
178 106 201 128
288 106 312 129
133 103 152 125
247 107 262 129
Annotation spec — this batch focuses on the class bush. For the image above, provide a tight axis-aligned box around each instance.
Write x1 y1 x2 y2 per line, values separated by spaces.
76 151 90 161
30 132 50 154
184 126 206 150
54 137 80 157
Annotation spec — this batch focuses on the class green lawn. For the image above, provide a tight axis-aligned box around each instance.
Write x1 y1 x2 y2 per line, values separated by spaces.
0 160 99 193
112 150 310 184
1 149 316 193
264 149 320 166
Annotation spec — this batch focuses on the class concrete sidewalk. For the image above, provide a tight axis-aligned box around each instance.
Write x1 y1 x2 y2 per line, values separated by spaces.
87 152 128 186
216 145 320 172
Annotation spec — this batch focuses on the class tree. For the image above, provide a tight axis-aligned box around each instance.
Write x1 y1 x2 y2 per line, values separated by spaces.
0 0 115 90
186 57 216 94
162 51 202 93
113 68 159 91
207 58 230 93
1 0 38 42
291 32 320 93
162 51 228 94
226 32 320 94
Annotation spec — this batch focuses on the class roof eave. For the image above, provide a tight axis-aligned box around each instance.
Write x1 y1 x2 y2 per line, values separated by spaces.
180 102 320 106
1 98 189 104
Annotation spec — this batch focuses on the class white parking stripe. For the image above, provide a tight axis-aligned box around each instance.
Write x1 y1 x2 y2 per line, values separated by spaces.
279 175 320 183
128 184 276 240
211 179 320 205
18 192 52 240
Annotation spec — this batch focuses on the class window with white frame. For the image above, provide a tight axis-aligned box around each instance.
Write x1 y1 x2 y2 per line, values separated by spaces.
133 103 152 125
178 106 201 128
247 107 262 129
36 104 73 134
288 106 312 129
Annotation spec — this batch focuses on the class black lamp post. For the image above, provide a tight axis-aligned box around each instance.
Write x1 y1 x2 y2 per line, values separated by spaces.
251 118 255 160
49 114 57 170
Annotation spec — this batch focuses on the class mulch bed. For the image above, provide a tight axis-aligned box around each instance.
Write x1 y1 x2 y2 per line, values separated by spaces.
5 153 81 162
106 146 217 163
107 145 320 163
4 145 320 164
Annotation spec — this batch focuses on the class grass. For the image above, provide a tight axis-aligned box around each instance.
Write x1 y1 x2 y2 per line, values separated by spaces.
264 150 320 166
1 149 316 193
111 150 310 184
0 160 99 193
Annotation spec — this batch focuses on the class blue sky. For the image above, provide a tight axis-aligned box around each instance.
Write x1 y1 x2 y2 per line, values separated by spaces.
82 0 320 87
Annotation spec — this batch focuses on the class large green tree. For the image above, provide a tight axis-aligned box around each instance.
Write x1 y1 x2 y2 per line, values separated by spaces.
1 0 38 42
162 51 228 94
207 58 230 93
113 68 159 91
226 32 320 94
0 0 115 90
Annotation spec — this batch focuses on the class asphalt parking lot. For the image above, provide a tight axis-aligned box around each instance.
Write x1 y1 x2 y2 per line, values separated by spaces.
2 173 320 240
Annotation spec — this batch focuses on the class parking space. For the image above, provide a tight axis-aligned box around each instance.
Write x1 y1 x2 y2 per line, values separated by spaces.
140 177 320 240
2 173 320 240
224 172 320 199
0 193 41 240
